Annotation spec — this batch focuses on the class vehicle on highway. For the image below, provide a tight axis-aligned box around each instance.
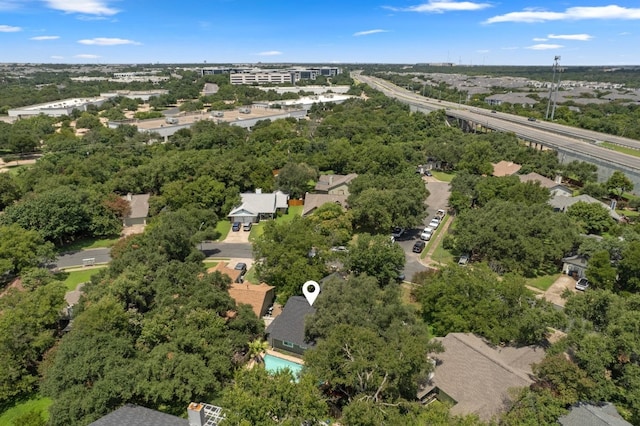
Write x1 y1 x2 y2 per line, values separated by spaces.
420 227 434 241
575 277 589 291
528 117 536 122
491 110 497 113
243 222 252 231
232 222 241 232
412 240 426 253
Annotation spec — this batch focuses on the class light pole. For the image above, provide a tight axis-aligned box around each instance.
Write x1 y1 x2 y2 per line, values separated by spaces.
545 56 561 120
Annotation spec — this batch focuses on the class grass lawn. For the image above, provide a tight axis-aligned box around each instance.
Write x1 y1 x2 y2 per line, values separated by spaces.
243 267 258 284
400 282 420 308
55 267 107 291
4 165 31 175
600 142 640 158
617 209 640 218
420 217 450 260
0 396 51 424
249 206 303 242
57 236 120 253
430 243 455 265
526 273 561 291
215 220 231 241
431 171 455 182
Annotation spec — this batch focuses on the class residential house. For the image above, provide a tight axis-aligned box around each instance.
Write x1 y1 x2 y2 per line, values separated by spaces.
90 402 224 426
549 194 621 221
207 261 243 283
314 173 358 196
491 161 521 177
418 333 545 421
227 190 289 224
562 255 589 279
558 402 632 426
228 281 275 318
302 193 348 216
518 172 572 197
122 193 150 227
265 296 315 357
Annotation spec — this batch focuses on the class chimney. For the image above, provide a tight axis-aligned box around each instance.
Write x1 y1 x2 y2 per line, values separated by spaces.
188 402 205 426
126 192 132 201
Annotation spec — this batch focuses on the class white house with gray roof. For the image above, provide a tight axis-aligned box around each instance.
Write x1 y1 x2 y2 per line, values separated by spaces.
227 190 289 223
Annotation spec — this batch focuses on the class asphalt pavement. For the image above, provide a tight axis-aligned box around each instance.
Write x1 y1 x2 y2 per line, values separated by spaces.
52 242 253 269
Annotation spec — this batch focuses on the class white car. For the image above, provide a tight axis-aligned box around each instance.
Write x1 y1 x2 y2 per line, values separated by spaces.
429 219 440 229
420 227 434 240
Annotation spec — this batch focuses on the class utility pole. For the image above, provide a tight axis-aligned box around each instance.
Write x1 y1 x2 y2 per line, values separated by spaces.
551 62 563 121
545 56 561 120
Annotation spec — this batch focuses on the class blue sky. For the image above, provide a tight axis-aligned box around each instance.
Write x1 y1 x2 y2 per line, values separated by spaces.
1 0 639 65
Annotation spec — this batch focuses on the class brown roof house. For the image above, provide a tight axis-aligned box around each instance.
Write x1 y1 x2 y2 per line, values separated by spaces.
122 193 150 227
302 193 348 216
207 261 243 283
314 173 358 196
518 172 572 197
491 161 521 177
418 333 545 422
228 282 275 318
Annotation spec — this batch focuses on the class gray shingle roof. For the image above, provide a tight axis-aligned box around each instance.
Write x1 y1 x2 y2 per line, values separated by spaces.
228 191 289 217
558 402 632 426
89 404 188 426
549 194 621 220
266 296 315 348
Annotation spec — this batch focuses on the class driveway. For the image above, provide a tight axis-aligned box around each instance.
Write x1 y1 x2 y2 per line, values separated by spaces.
223 227 251 243
397 177 451 282
535 275 580 308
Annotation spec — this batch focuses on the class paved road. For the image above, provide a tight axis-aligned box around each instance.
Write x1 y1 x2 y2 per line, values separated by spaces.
356 73 640 171
396 179 451 282
53 242 253 269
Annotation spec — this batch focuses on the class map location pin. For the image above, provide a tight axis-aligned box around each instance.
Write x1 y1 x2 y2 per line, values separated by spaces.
302 280 320 306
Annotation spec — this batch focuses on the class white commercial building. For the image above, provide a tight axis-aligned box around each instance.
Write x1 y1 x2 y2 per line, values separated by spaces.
8 97 108 118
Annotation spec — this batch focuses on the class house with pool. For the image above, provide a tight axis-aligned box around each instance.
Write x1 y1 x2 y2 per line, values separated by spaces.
265 296 316 357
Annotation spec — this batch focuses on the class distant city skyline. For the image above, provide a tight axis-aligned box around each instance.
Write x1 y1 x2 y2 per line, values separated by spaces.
1 1 639 65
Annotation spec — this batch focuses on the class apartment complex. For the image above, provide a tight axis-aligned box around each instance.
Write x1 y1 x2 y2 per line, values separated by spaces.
201 66 341 85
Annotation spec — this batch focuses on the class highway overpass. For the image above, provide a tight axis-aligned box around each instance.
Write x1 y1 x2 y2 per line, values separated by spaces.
355 73 640 193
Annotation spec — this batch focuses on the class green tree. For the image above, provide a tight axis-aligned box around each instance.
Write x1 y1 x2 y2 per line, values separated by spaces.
617 241 640 292
606 171 634 199
75 112 102 130
0 173 21 210
221 368 328 425
566 201 615 235
0 224 55 277
585 250 617 291
276 162 317 199
563 160 598 184
346 233 405 286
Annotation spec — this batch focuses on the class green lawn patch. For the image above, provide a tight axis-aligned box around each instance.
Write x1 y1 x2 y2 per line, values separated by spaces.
0 396 51 425
431 171 455 182
215 220 231 241
278 206 303 223
617 209 640 218
526 273 561 291
57 236 120 253
4 165 31 175
600 142 640 158
420 217 451 260
55 267 107 291
243 267 258 284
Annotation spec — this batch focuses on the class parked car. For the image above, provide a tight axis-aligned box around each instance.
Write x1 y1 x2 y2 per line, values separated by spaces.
436 209 446 218
425 170 432 177
429 219 440 229
528 117 536 122
391 227 405 239
243 222 252 231
412 240 426 253
458 254 469 266
234 262 247 275
575 277 589 291
420 227 434 241
232 222 241 232
330 246 349 253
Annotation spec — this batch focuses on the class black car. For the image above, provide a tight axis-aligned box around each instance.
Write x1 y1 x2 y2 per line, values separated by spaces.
234 262 247 275
528 117 537 122
412 240 426 253
232 222 241 232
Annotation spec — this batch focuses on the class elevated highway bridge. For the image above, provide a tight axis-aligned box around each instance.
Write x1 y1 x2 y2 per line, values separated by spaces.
355 73 640 192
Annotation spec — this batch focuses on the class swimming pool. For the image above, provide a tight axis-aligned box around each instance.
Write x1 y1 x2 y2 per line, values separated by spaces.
263 354 303 377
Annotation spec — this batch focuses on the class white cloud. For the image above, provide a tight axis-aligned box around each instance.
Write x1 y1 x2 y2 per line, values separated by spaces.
533 37 547 41
31 35 60 40
78 37 141 46
527 43 563 50
75 54 100 59
548 33 593 41
485 5 640 24
0 24 21 32
385 0 491 13
257 50 282 56
50 55 64 59
353 29 389 36
44 0 119 16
